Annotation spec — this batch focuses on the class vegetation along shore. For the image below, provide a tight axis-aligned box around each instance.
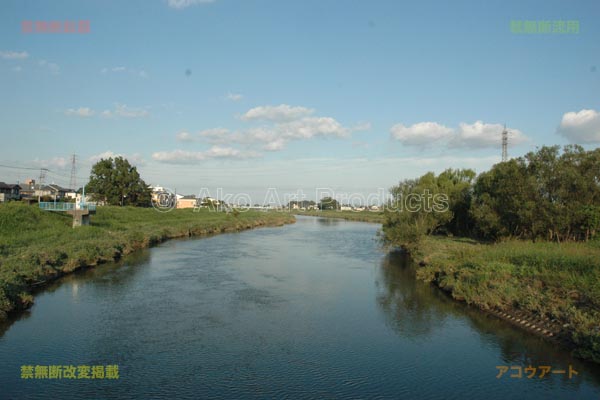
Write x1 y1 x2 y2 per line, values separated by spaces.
382 145 600 363
0 203 295 321
293 210 385 223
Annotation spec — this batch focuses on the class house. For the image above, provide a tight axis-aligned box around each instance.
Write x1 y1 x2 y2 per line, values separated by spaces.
340 205 352 211
177 195 198 209
35 184 74 201
199 197 221 208
0 182 21 202
19 181 36 199
150 185 176 208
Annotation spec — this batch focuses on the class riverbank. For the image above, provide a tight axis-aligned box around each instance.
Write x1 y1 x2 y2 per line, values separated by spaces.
0 203 295 321
412 236 600 363
292 210 384 223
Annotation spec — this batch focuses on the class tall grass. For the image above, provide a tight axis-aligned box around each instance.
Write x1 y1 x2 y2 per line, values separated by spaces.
415 236 600 362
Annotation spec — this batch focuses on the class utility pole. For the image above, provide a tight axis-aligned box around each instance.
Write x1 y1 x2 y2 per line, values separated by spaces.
69 153 77 190
38 168 48 203
501 124 508 162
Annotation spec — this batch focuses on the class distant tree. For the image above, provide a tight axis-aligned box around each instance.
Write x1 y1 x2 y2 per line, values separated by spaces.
86 157 151 206
318 197 340 210
471 145 600 242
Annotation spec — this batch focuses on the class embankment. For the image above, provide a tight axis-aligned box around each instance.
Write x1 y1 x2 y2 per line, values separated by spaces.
412 236 600 363
0 203 295 320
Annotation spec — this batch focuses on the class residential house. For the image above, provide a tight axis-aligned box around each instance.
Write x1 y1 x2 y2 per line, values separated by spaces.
32 184 75 201
177 195 198 209
0 182 21 202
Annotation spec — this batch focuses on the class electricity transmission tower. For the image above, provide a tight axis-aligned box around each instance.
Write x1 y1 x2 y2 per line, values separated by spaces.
38 168 48 188
501 124 508 162
69 154 77 189
38 168 48 202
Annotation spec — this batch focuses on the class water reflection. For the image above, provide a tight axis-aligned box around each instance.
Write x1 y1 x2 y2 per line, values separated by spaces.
376 250 600 389
375 250 453 339
1 219 600 399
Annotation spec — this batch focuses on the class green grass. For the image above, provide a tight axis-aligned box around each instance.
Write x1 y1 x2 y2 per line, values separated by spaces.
414 235 600 362
0 202 295 320
292 209 385 223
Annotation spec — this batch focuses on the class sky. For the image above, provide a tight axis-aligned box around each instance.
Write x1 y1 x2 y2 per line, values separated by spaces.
1 0 599 203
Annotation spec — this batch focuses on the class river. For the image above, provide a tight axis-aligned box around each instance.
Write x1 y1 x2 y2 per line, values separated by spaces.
1 216 599 399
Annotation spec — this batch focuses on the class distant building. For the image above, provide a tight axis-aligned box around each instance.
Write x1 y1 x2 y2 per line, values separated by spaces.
19 180 36 200
0 182 21 202
35 184 75 201
150 185 176 208
177 195 198 209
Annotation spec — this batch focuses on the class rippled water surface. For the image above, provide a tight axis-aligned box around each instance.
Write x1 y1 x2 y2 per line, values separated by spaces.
1 216 600 399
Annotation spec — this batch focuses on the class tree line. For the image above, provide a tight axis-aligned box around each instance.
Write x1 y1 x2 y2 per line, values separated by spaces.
382 145 600 250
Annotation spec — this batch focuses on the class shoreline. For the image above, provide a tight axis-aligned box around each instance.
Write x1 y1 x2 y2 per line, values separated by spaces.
292 210 384 223
0 204 295 322
297 213 598 363
423 271 575 350
412 236 600 364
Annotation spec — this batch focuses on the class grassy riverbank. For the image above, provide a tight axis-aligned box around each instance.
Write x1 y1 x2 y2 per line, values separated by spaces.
413 236 600 363
293 210 385 223
0 202 295 320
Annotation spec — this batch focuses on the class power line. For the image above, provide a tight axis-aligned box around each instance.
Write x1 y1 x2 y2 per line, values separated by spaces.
0 163 43 171
0 163 89 184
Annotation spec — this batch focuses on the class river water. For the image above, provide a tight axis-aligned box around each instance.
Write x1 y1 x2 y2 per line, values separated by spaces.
1 216 599 399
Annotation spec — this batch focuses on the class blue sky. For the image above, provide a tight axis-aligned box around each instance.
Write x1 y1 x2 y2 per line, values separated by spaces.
1 0 599 201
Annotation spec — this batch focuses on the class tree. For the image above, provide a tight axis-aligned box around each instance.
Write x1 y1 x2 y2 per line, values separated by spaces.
86 157 151 206
318 197 340 210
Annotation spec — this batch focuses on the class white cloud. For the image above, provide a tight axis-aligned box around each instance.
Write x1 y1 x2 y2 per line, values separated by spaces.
225 92 243 101
452 121 527 148
167 0 215 9
390 120 528 149
198 128 231 140
65 107 95 117
38 59 60 74
0 51 29 60
278 116 350 139
101 104 149 118
89 151 145 165
176 131 193 141
176 128 230 142
168 104 356 155
152 146 261 163
351 122 372 132
390 122 453 146
32 157 68 169
101 66 148 79
557 109 600 143
263 138 286 151
241 104 314 122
